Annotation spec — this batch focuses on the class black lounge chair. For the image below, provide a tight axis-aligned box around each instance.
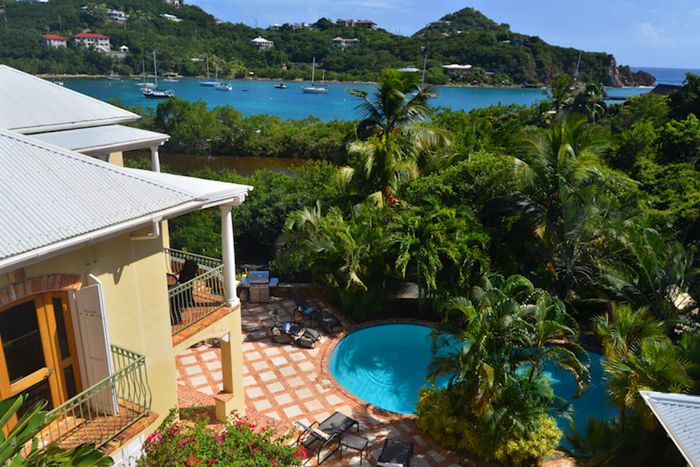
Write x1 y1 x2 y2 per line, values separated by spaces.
295 411 359 464
270 309 321 348
293 292 343 333
377 439 414 467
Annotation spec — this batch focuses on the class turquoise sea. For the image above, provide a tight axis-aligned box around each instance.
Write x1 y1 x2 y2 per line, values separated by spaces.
63 78 649 121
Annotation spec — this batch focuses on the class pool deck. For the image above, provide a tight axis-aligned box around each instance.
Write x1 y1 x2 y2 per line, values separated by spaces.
176 297 575 466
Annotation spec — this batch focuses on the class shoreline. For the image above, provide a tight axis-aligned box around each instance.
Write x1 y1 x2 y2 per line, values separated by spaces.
37 74 653 90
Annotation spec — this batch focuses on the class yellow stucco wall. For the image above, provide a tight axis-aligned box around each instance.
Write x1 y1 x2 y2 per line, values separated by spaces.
0 233 177 425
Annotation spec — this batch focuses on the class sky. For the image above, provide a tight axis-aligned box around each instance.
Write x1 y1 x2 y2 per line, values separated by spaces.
187 0 700 69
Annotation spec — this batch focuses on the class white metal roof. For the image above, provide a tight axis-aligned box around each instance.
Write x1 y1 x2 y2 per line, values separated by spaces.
0 129 251 272
640 390 700 466
0 65 139 134
30 125 169 156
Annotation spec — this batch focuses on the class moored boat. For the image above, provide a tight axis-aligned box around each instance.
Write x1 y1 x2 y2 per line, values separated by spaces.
302 58 328 94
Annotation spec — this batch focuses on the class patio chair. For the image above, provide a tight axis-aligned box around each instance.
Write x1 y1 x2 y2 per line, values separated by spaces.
295 411 359 464
168 259 199 325
270 309 305 339
377 439 414 467
292 292 342 333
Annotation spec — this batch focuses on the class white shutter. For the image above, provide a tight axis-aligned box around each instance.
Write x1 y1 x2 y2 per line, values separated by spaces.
73 274 117 415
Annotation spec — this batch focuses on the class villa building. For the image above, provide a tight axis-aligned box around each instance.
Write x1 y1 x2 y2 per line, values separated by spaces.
163 0 180 6
0 65 250 464
331 36 360 49
250 36 274 49
73 33 110 53
41 34 67 48
160 13 182 22
354 19 378 30
442 63 473 77
106 8 128 22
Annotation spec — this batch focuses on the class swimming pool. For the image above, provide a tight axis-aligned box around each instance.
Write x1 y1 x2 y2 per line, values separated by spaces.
328 323 615 434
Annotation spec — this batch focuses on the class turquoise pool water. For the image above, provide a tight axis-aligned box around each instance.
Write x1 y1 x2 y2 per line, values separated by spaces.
328 323 615 434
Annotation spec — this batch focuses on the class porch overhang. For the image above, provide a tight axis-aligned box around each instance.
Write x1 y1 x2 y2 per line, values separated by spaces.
30 125 170 158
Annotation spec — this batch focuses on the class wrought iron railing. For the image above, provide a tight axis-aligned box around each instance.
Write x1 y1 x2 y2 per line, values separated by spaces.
165 248 222 274
166 249 226 335
42 345 151 450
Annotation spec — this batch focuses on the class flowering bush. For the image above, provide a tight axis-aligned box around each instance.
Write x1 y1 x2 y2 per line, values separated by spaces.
139 410 303 466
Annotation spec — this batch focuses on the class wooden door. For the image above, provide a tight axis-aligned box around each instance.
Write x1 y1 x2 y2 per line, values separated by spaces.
0 293 81 425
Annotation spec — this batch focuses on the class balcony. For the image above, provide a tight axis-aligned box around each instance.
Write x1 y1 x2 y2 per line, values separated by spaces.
39 345 151 450
165 249 226 336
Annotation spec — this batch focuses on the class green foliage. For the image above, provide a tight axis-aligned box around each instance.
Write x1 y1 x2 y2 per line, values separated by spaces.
0 394 112 466
656 114 700 166
149 98 354 161
169 162 343 263
416 387 561 466
1 0 627 84
139 409 302 466
668 73 700 120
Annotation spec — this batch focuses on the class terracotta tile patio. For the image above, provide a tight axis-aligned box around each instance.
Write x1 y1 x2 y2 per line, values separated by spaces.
176 297 574 466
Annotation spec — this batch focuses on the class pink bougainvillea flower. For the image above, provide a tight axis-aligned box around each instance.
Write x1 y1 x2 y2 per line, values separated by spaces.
248 422 256 429
215 435 224 442
270 458 276 466
252 448 260 455
180 438 190 445
294 446 309 459
235 420 244 426
248 441 255 447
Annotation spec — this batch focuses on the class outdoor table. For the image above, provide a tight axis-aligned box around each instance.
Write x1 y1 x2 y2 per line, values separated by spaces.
340 432 369 464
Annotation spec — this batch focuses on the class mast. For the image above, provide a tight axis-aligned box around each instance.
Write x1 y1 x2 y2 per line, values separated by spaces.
152 50 158 88
421 52 428 87
206 55 210 80
311 57 316 84
574 50 582 81
142 54 146 84
321 69 325 87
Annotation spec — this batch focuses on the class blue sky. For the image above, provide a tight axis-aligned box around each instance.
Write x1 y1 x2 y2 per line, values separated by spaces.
188 0 700 68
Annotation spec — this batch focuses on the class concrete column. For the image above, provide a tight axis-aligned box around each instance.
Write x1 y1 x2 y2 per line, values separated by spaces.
216 325 245 419
150 145 161 173
219 203 239 308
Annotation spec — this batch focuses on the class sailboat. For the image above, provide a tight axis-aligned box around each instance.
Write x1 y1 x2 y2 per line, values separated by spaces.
199 56 220 87
143 50 175 99
301 57 328 94
136 55 156 89
274 80 287 89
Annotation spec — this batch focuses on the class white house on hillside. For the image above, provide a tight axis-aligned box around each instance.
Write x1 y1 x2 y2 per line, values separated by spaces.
73 33 110 53
41 34 67 48
251 36 273 49
160 13 182 22
331 36 360 49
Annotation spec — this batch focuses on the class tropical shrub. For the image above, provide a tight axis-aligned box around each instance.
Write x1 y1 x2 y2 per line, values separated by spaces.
139 410 302 466
0 394 112 466
416 387 561 466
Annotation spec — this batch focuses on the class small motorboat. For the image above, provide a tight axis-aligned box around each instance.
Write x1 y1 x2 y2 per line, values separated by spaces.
143 88 175 98
214 82 233 91
274 82 287 89
106 73 121 81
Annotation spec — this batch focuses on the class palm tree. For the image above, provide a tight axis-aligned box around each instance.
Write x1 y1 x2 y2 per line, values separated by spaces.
342 68 451 205
502 113 621 297
604 338 693 430
549 75 575 113
431 275 589 416
387 200 488 308
593 304 664 358
597 225 698 321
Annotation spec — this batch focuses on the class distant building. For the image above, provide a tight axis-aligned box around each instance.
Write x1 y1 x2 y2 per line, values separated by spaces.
73 33 110 53
119 45 129 53
442 64 473 76
429 20 451 27
397 66 420 73
331 36 360 49
163 0 180 6
106 8 128 22
354 19 377 30
250 36 274 49
336 18 353 27
160 13 182 22
269 23 282 31
18 0 49 3
41 33 67 48
291 22 311 31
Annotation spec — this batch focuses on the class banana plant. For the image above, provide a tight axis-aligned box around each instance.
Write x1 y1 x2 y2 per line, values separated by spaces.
0 394 113 466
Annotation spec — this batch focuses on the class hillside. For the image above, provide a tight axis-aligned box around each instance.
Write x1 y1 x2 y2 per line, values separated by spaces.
0 1 654 86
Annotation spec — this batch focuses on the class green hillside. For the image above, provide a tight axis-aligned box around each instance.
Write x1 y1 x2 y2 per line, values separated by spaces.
0 1 654 85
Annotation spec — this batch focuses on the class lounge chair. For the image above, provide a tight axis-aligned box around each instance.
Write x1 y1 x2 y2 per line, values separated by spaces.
377 439 414 467
295 411 359 464
270 310 321 348
293 292 343 333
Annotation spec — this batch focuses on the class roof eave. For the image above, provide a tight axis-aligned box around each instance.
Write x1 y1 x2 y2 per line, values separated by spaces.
12 115 141 135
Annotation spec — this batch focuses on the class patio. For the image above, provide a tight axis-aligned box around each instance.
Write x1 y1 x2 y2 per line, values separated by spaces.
176 297 574 466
